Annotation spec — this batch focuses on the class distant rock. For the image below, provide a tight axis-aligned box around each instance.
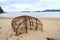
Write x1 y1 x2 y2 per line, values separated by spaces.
42 9 60 12
22 11 30 12
34 11 41 12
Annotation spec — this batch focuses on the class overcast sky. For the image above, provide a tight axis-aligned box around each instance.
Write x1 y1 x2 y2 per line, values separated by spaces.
0 0 60 12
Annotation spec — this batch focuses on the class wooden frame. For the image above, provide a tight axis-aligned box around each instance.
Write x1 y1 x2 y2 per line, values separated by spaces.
11 15 43 36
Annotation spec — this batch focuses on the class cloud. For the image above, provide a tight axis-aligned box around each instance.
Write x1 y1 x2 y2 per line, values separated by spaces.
0 0 7 3
0 0 60 12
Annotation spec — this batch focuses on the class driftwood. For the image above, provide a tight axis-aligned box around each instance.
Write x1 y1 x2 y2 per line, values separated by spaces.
11 15 43 36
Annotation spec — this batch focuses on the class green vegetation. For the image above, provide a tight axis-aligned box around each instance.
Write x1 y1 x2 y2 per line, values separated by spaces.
0 6 4 13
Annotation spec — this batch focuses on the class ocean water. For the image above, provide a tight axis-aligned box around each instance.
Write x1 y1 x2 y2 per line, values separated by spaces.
0 12 60 18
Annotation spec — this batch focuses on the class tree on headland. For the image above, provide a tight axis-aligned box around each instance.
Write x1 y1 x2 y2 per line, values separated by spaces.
0 6 4 13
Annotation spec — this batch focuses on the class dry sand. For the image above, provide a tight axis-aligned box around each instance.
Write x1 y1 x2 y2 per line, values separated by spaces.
0 18 60 40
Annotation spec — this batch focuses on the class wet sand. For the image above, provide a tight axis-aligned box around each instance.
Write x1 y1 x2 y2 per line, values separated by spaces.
0 18 60 40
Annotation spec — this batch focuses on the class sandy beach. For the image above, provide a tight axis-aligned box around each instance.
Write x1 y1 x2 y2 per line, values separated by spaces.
0 17 60 40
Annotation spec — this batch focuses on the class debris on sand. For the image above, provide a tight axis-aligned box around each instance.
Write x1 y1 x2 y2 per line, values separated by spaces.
0 27 2 29
6 38 9 40
47 37 57 40
0 32 1 33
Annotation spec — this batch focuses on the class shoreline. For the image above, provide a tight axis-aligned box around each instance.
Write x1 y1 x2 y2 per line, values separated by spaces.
0 16 60 19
